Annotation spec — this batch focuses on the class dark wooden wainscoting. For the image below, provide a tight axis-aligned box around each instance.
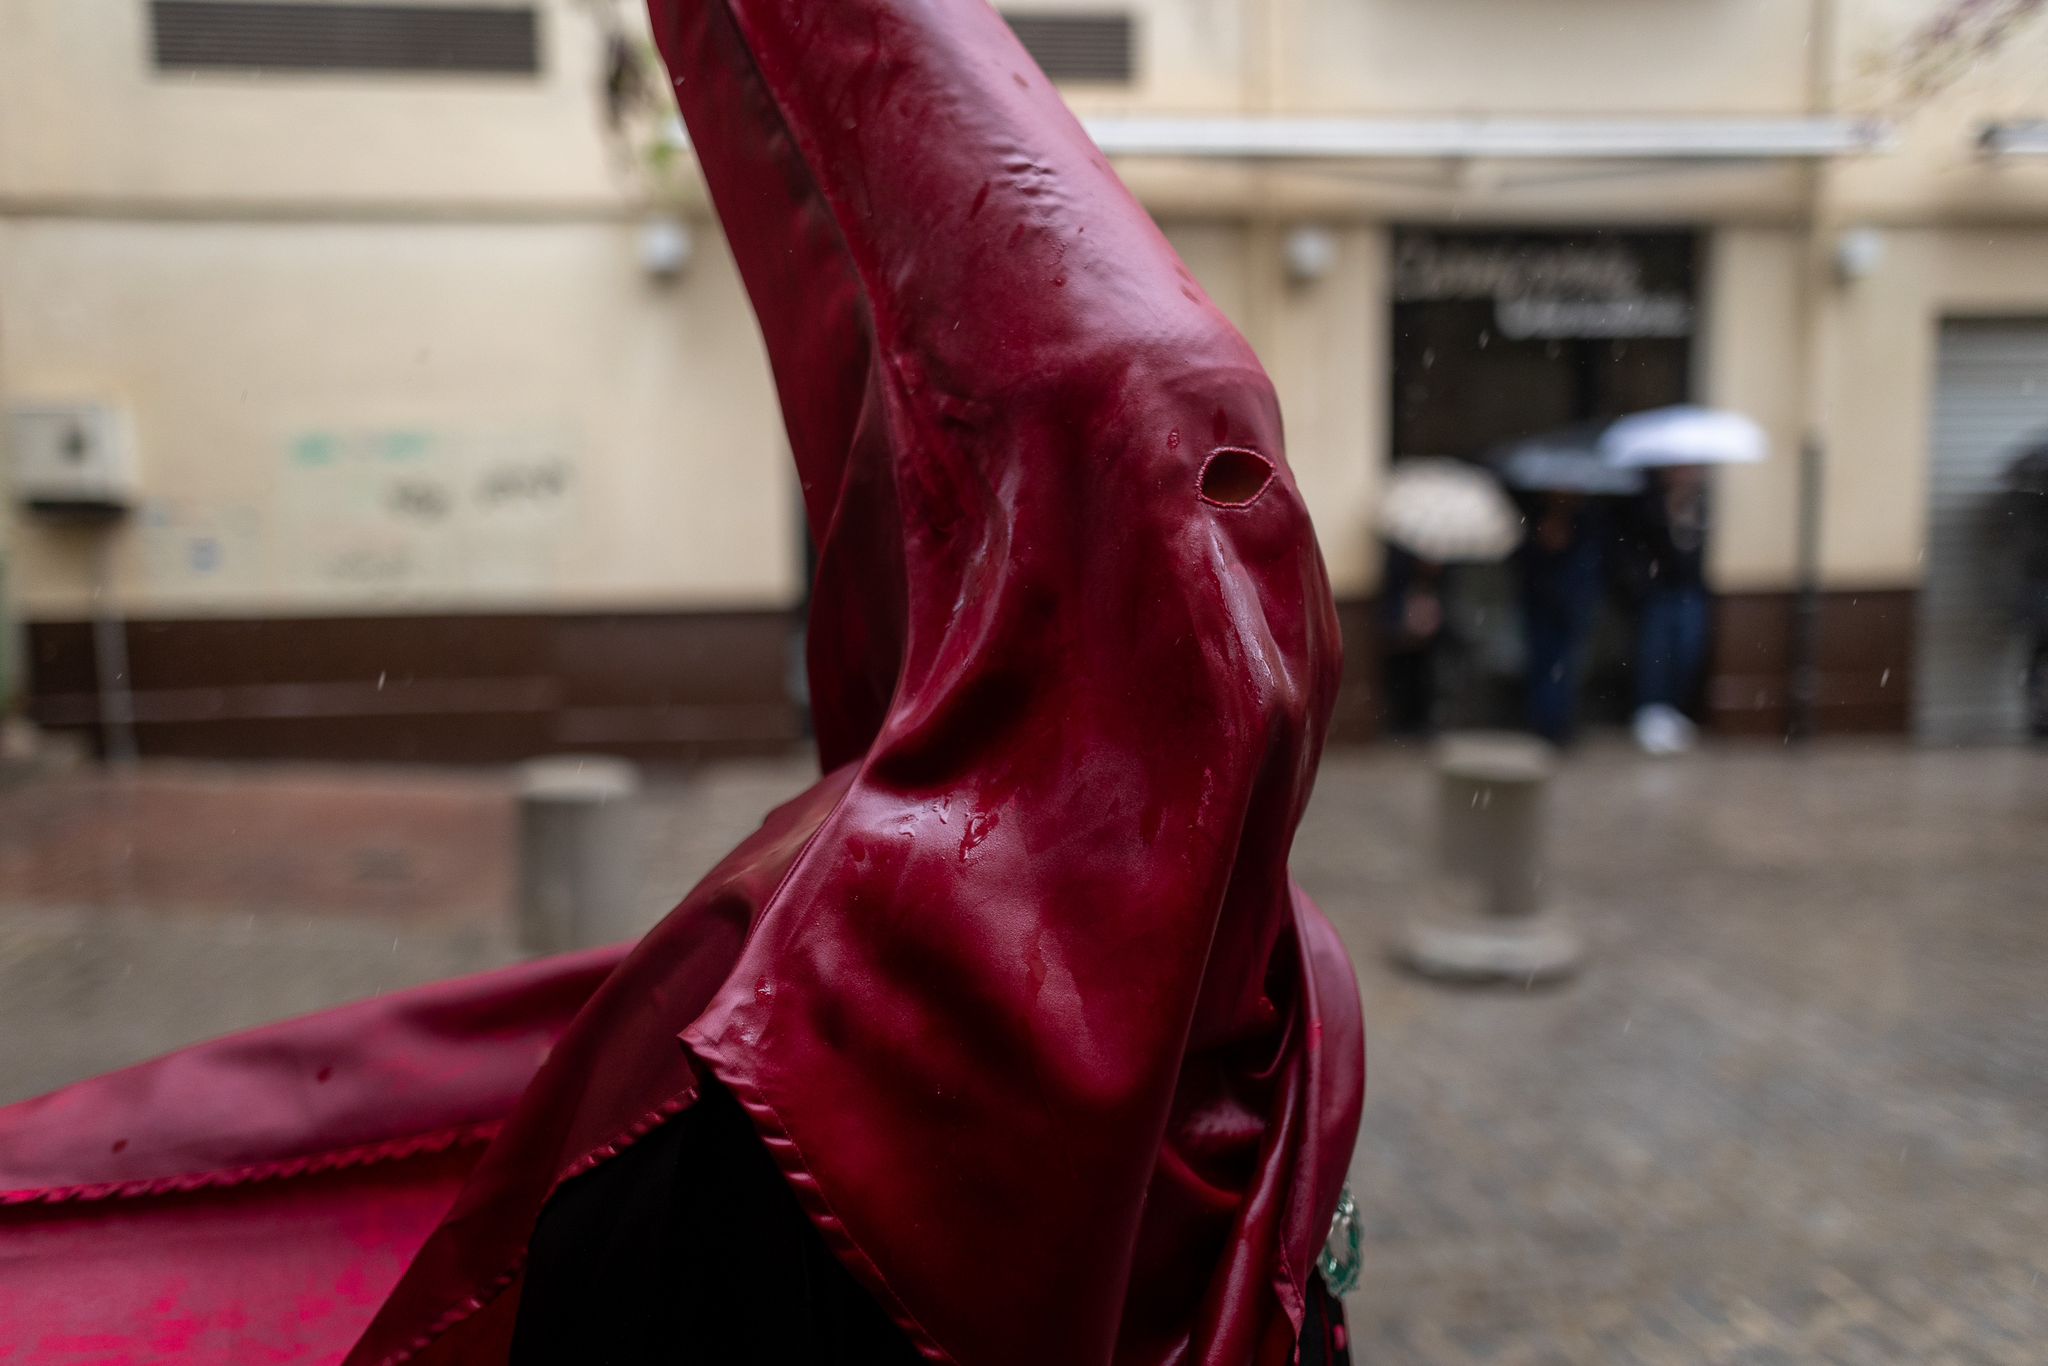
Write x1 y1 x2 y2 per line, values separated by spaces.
22 589 1910 764
1708 589 1915 737
1325 588 1912 742
27 610 805 764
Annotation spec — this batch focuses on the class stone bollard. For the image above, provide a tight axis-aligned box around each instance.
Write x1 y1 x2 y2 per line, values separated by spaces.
1397 731 1582 984
517 755 643 954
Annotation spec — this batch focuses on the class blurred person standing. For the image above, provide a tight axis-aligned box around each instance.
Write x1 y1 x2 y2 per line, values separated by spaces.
2023 511 2048 739
1375 456 1522 738
1381 545 1447 736
1518 492 1606 745
1627 466 1712 754
1598 406 1760 754
2006 444 2048 737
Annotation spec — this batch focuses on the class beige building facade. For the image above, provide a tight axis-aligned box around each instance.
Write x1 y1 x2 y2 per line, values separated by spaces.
5 0 2048 756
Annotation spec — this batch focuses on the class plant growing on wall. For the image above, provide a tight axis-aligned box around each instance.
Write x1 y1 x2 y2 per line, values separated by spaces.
1858 0 2048 110
571 0 692 205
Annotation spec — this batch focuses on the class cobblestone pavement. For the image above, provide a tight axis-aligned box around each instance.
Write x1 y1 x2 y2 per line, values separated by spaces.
3 742 2044 1363
1300 744 2048 1365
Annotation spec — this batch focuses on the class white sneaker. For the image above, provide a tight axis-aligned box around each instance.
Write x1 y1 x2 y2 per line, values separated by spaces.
1633 705 1694 756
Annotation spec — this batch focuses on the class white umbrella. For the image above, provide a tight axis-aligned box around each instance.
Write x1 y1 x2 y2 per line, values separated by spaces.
1601 405 1766 469
1378 458 1522 563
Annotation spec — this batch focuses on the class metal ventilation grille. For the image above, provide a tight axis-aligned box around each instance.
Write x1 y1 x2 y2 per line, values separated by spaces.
1001 12 1135 84
150 1 540 75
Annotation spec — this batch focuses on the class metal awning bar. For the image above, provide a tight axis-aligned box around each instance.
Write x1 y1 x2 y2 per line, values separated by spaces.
1080 116 1895 161
1980 121 2048 156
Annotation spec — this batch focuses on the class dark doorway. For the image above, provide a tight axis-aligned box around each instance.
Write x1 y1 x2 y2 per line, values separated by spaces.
1386 227 1698 734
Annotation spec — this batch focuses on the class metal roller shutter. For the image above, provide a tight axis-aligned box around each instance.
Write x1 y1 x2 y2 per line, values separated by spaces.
1918 320 2048 742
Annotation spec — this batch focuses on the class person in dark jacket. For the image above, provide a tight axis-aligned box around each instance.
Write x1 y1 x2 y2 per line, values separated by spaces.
1518 492 1606 745
2008 456 2048 738
1628 466 1712 754
1381 545 1448 737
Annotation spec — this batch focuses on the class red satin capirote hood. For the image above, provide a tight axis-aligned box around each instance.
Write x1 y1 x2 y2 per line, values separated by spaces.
651 0 1364 1358
0 2 1363 1362
354 0 1364 1359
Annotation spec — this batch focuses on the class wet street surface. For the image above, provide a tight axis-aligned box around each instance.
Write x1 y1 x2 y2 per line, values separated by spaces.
3 741 2043 1363
1304 744 2048 1364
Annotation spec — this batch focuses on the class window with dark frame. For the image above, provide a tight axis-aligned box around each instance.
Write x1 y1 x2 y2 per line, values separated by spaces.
999 11 1136 84
147 4 1130 86
149 1 541 76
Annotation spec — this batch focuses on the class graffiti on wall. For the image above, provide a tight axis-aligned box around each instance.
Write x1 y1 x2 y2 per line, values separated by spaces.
280 426 579 597
124 424 582 600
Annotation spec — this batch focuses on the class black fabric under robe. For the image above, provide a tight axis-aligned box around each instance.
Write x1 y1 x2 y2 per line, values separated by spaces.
512 1080 1353 1366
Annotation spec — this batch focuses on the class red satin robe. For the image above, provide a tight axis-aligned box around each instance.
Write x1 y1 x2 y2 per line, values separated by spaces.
0 1 1364 1362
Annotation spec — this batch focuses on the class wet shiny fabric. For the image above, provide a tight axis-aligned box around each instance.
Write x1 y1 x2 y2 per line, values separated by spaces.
0 0 1363 1362
0 949 626 1365
352 0 1366 1355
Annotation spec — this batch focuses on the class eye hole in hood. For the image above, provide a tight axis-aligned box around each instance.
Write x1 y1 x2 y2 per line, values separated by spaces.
1197 446 1276 508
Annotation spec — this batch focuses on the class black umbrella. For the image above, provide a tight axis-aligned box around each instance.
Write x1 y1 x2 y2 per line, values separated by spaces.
1486 423 1646 497
2004 441 2048 497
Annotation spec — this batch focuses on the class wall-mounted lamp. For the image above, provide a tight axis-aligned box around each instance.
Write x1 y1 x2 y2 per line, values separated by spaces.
639 216 694 282
1283 226 1339 285
1833 227 1885 284
1979 121 2048 157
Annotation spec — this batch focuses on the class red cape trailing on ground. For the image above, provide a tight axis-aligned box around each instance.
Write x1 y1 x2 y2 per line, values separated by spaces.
0 948 624 1363
0 0 1364 1362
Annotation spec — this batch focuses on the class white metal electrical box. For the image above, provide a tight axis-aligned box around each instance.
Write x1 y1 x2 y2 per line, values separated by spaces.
6 404 139 517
